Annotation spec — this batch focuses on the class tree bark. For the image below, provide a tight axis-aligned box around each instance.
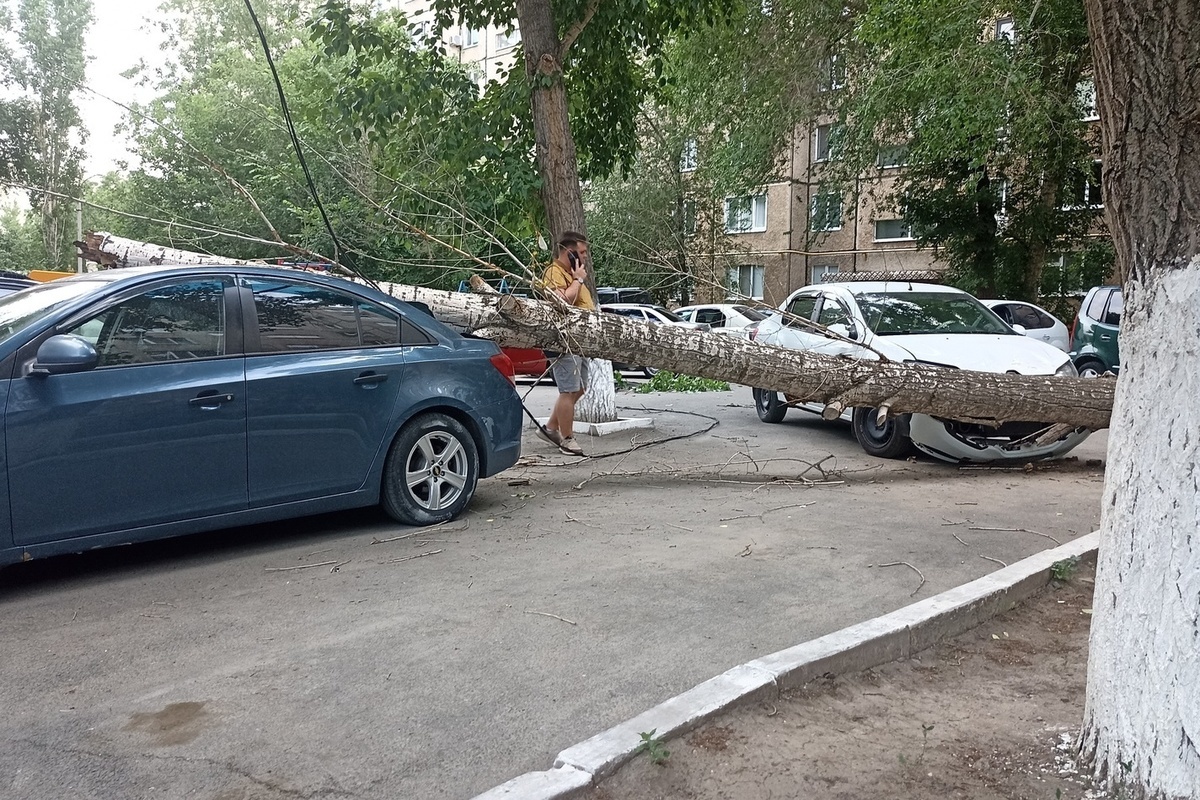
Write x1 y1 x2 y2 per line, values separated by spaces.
514 0 617 424
1080 0 1200 796
514 0 586 244
80 230 1115 430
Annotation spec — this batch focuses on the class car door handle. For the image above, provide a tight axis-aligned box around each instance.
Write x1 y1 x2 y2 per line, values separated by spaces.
353 372 388 386
1100 334 1112 341
189 392 235 407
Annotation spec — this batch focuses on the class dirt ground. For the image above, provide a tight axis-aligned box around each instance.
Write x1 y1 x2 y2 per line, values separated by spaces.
590 560 1107 800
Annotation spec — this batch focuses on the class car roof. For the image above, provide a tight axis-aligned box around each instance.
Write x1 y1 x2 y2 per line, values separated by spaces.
601 302 660 309
803 281 967 295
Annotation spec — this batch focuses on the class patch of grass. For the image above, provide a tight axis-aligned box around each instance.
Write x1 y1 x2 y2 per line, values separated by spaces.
636 729 670 765
612 370 632 391
1050 556 1080 582
636 371 730 393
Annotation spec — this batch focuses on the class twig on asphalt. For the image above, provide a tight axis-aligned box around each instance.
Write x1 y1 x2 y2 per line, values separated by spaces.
940 518 970 526
869 561 927 597
303 547 334 557
719 501 817 522
663 522 693 532
371 523 468 545
737 541 755 557
968 526 1061 546
329 560 350 573
524 610 577 625
806 545 838 550
952 533 970 547
385 549 444 564
980 555 1009 568
265 560 338 572
565 511 602 529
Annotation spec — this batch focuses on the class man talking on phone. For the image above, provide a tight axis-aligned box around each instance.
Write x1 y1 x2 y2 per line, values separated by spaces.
536 231 594 456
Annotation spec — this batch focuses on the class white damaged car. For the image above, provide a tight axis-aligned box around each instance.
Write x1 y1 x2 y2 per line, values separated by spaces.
749 281 1089 462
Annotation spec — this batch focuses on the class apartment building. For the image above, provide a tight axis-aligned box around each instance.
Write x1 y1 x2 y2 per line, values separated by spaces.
388 0 521 86
706 16 1107 308
708 124 935 307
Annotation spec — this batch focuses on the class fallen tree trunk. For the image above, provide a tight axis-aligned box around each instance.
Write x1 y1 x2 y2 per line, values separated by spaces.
80 231 1115 430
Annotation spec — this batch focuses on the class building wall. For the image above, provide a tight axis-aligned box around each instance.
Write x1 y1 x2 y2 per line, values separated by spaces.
391 0 520 86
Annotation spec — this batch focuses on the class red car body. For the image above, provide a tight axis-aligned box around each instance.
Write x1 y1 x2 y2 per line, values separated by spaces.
503 347 550 378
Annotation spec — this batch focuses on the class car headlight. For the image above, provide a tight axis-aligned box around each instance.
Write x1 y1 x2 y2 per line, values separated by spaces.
1055 360 1078 378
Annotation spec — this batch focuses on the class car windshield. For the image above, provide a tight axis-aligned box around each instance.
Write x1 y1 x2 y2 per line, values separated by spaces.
651 306 684 322
855 291 1012 336
0 280 101 346
732 305 767 321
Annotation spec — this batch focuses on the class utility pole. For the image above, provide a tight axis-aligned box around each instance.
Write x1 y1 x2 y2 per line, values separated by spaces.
76 198 83 273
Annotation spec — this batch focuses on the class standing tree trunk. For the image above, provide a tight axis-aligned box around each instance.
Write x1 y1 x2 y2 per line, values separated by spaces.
514 0 617 424
1080 1 1200 796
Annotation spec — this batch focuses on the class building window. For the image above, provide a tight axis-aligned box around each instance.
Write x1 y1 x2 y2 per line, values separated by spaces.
724 194 767 233
818 53 846 92
810 192 843 232
496 27 520 48
682 199 697 236
876 144 908 168
463 27 480 47
1077 78 1099 121
1080 160 1104 208
874 218 913 241
727 264 765 300
813 123 843 162
680 138 698 172
996 16 1015 42
811 264 839 283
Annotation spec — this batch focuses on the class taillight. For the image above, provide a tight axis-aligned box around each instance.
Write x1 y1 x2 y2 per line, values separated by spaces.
748 325 759 341
489 352 516 385
1069 316 1077 349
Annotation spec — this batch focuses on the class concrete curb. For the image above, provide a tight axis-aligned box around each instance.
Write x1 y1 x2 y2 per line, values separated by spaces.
470 532 1099 800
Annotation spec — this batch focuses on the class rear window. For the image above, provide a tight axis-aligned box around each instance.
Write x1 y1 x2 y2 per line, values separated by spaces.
1104 291 1123 326
733 305 767 321
1085 289 1110 322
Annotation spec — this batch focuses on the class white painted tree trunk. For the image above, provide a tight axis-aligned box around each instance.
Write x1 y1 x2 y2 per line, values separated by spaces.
575 358 617 424
1080 264 1200 797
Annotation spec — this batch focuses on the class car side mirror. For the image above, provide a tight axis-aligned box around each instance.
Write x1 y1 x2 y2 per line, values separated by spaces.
827 322 859 341
1011 324 1027 335
29 334 99 376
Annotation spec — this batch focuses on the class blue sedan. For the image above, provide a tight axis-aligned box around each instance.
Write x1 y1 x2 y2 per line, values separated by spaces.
0 266 523 566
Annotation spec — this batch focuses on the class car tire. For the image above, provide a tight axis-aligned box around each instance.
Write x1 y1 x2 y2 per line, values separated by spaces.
381 413 479 526
753 388 788 423
852 407 914 459
643 366 660 378
1075 358 1105 378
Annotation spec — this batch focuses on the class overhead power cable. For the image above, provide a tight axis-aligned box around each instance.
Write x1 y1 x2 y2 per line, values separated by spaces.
242 0 379 290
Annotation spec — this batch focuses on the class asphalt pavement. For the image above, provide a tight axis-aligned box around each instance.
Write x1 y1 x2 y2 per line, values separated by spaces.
0 382 1107 799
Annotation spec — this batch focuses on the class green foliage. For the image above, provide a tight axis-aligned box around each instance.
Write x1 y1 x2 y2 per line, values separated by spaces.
636 370 730 393
0 0 93 269
1050 556 1080 582
825 0 1103 301
0 203 44 271
636 729 670 765
612 369 632 391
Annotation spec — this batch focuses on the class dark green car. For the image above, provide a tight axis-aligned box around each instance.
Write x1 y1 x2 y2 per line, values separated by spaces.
1070 285 1121 376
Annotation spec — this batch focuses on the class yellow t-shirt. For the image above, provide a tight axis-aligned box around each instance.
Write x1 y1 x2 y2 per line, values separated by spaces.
540 260 595 310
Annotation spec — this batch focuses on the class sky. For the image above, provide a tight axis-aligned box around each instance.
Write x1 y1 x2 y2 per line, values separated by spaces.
83 0 167 174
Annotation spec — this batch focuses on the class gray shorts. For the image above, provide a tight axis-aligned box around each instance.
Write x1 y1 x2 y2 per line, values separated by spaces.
551 354 588 393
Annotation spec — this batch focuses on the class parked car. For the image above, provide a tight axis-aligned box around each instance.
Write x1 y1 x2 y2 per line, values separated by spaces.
0 265 523 567
0 271 37 298
600 303 711 377
749 281 1088 462
1069 285 1121 376
595 286 654 305
674 303 767 337
980 299 1071 353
